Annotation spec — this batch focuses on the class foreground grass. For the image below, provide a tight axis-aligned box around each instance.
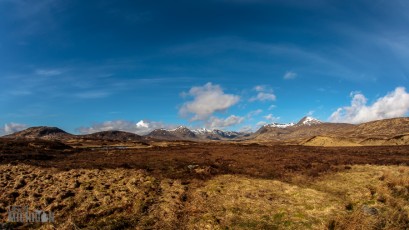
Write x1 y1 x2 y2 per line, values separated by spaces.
0 164 408 229
187 165 409 229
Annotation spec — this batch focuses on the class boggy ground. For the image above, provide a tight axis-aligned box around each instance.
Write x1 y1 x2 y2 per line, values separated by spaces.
0 139 409 229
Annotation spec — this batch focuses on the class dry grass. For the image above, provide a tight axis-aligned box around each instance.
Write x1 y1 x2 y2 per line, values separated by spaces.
302 134 409 147
1 138 409 229
0 165 187 229
186 175 341 229
307 165 409 230
186 165 409 230
302 136 361 147
1 164 409 229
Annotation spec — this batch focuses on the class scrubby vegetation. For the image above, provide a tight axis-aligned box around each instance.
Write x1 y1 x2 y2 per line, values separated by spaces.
329 166 409 229
1 164 408 229
1 140 409 229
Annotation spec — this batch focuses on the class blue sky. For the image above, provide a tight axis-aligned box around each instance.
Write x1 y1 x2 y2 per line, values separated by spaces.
1 0 409 135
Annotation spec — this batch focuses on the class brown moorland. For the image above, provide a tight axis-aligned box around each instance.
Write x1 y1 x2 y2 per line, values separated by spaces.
1 137 409 229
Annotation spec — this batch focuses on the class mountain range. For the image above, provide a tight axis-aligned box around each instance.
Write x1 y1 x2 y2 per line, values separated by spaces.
146 126 251 141
2 116 409 146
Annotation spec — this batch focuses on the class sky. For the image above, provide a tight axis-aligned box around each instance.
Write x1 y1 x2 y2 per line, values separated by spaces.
1 0 409 135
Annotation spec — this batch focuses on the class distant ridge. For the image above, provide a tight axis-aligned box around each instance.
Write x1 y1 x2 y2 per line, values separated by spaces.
255 117 409 146
3 117 409 145
345 117 409 138
147 126 249 141
146 127 194 140
3 127 146 142
79 130 144 142
254 116 353 141
3 126 73 140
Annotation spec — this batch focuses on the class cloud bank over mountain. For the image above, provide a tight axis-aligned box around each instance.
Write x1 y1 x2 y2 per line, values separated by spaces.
1 123 28 135
330 87 409 124
76 120 174 135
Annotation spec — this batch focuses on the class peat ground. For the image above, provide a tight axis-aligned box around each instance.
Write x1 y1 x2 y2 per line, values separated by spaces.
1 139 409 181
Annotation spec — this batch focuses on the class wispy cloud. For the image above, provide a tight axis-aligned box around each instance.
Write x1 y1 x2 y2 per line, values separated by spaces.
250 92 276 102
247 109 263 118
2 60 195 102
74 91 111 99
268 105 276 110
249 85 276 102
239 125 253 133
206 115 244 129
306 110 314 116
1 122 28 135
35 69 63 76
256 121 267 127
1 0 65 37
166 37 358 80
283 71 297 80
8 90 32 96
264 114 280 123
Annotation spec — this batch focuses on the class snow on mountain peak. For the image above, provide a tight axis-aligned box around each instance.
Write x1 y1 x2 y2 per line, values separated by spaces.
191 128 241 137
192 128 211 134
297 116 322 126
263 122 295 128
168 126 189 132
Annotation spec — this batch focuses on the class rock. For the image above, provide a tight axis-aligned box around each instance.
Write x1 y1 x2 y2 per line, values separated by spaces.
187 164 199 170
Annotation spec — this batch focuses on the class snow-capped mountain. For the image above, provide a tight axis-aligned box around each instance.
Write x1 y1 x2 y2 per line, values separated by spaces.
148 117 323 140
147 126 249 140
171 126 197 138
296 116 322 126
148 126 196 140
192 128 240 136
261 117 322 129
191 128 211 134
192 128 249 140
263 122 295 128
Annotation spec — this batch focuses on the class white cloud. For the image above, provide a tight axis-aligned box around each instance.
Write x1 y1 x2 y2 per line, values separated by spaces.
256 121 267 127
1 0 66 37
306 110 315 116
35 69 62 76
249 85 276 102
264 114 280 122
136 120 149 128
9 90 32 96
239 125 253 133
268 105 276 110
179 82 240 121
254 85 265 92
283 71 297 80
76 120 173 135
250 92 276 102
206 115 244 129
74 91 110 99
329 87 409 123
247 109 263 118
2 122 28 135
